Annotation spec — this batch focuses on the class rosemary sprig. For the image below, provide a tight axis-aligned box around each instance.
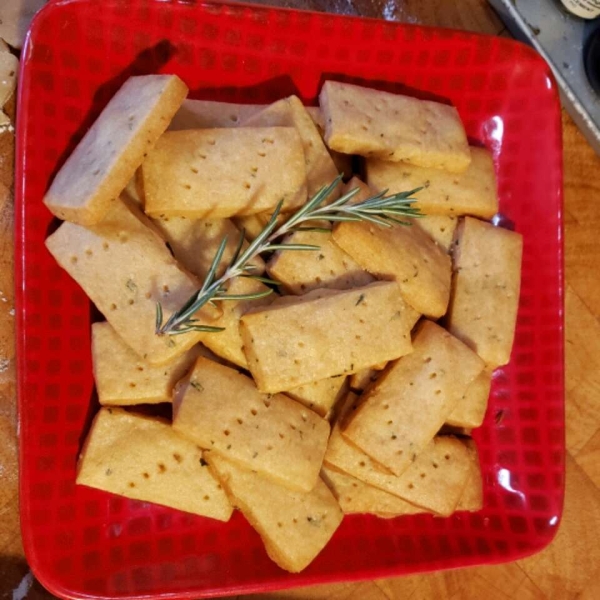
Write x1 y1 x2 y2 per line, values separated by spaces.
155 175 422 336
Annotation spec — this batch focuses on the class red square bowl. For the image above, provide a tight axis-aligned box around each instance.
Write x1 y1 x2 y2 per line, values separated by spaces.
15 0 564 598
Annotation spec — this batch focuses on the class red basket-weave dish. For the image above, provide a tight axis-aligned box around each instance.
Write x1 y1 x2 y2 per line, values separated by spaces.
15 1 564 598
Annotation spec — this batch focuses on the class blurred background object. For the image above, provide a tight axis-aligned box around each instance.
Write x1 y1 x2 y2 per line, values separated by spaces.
0 0 46 49
560 0 600 20
585 27 600 93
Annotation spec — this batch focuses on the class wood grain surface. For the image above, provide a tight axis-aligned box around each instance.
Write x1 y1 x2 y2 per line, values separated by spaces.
1 1 599 598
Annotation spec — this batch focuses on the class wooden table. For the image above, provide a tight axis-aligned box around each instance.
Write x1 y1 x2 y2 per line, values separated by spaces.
1 1 599 598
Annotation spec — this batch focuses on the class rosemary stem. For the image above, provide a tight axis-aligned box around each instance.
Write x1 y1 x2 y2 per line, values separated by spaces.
155 175 423 336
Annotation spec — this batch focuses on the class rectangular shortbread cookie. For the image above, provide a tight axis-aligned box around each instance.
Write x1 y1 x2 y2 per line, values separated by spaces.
92 322 206 405
342 321 484 476
319 81 471 172
240 283 418 393
447 217 523 367
332 219 451 318
77 407 233 521
44 75 188 225
143 128 307 219
366 147 498 218
206 452 342 573
173 357 330 492
45 199 218 365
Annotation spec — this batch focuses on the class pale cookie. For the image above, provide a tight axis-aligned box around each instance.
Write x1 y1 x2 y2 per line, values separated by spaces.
285 375 347 418
343 321 484 476
266 230 374 295
326 398 472 516
332 218 451 318
367 147 498 218
173 357 330 492
44 75 188 225
321 465 425 517
446 369 492 429
243 96 339 198
45 199 218 365
143 127 307 219
415 215 458 252
77 407 233 521
447 217 523 367
92 322 207 405
456 439 484 512
319 80 470 172
241 282 419 393
0 47 18 108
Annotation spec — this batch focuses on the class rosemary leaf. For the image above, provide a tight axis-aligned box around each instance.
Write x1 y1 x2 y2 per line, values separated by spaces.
383 217 413 226
215 289 275 302
202 236 229 291
352 212 395 227
327 186 360 208
170 324 227 335
240 275 282 286
235 201 283 267
320 214 363 222
290 226 332 233
155 302 163 333
229 227 246 267
266 243 322 252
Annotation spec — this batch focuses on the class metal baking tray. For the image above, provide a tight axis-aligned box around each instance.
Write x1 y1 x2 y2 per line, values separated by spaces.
490 0 600 155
